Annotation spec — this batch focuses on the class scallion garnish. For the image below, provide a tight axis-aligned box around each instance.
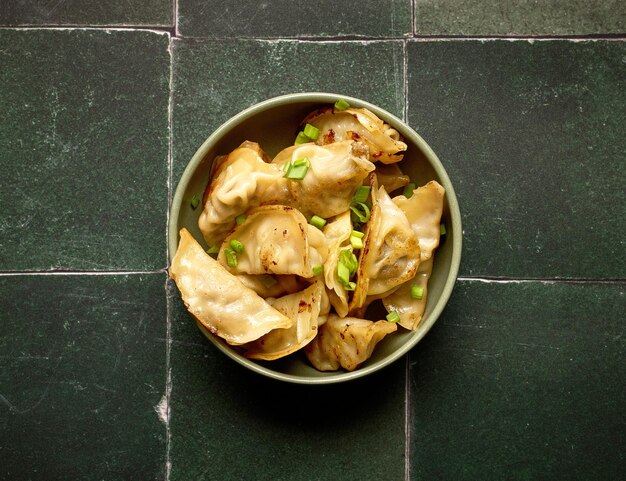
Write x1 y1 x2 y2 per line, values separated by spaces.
344 281 356 291
303 123 320 141
294 131 310 145
337 261 351 285
293 157 310 167
312 264 324 276
285 163 309 179
190 195 200 209
339 249 358 274
310 215 327 230
440 223 447 235
229 239 244 254
352 186 371 204
350 202 371 223
351 230 364 238
206 244 220 255
224 248 238 268
411 285 424 300
334 98 350 111
235 214 247 225
403 182 416 198
386 311 400 323
350 234 364 250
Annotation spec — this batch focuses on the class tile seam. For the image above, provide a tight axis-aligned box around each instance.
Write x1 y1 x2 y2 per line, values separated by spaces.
164 279 173 481
457 276 626 285
170 34 625 41
402 39 408 122
404 354 411 481
0 270 167 276
0 25 173 34
166 34 174 267
411 0 416 36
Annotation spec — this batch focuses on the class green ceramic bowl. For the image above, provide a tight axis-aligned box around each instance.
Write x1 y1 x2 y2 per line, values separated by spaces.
169 92 462 384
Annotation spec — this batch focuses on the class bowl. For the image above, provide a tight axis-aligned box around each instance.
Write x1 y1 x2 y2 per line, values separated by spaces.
168 92 462 384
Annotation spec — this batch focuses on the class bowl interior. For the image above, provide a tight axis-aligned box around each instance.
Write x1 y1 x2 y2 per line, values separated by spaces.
169 93 461 384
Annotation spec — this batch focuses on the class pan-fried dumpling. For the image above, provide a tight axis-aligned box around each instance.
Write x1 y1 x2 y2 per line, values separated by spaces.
244 281 327 360
304 314 397 371
383 257 433 331
383 181 445 330
217 205 327 278
198 141 289 247
170 228 292 345
272 140 375 218
393 180 445 263
302 106 407 164
321 211 353 317
374 163 410 193
349 185 420 313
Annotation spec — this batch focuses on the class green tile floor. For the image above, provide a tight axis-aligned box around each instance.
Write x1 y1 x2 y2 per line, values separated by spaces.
1 2 624 480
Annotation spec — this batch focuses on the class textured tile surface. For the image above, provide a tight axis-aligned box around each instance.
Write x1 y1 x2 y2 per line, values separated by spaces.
0 30 170 271
0 0 172 26
414 0 626 35
407 40 626 279
178 0 411 38
172 38 404 183
0 274 167 480
167 280 407 480
409 281 625 480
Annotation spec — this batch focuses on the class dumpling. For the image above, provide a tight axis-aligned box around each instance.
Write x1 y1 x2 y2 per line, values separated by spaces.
382 257 433 331
198 141 289 247
302 106 407 164
169 228 292 345
304 314 397 371
217 205 327 278
374 163 410 193
244 281 328 361
321 211 353 317
383 181 445 330
393 181 445 263
349 185 420 313
272 140 375 218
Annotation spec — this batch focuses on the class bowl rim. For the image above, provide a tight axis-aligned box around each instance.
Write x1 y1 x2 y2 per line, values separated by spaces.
168 92 462 384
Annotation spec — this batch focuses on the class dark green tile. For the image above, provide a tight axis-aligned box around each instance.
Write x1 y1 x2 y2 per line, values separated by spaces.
172 38 404 183
0 273 167 480
414 0 626 35
0 0 172 26
409 281 625 480
178 0 411 38
167 279 406 480
407 40 626 279
0 30 170 271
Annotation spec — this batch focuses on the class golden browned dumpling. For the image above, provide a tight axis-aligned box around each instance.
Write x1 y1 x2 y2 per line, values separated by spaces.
304 315 397 371
170 228 292 345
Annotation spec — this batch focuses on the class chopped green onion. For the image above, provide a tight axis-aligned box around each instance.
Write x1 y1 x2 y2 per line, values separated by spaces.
294 131 310 145
440 223 447 235
350 234 364 250
337 261 351 285
344 281 356 291
334 98 350 111
293 157 310 167
411 285 424 300
303 123 320 141
339 249 358 274
229 239 244 254
350 202 371 223
224 248 238 268
403 182 416 198
353 185 371 203
190 195 200 209
312 264 324 276
235 214 247 225
351 230 364 238
310 215 327 230
260 275 278 288
285 163 309 180
206 244 220 255
386 311 400 323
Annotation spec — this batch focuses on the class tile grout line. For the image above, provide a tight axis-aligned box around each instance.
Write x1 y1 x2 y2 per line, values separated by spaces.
411 0 416 36
164 31 175 481
402 39 408 123
457 276 626 285
404 354 411 481
0 270 167 276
